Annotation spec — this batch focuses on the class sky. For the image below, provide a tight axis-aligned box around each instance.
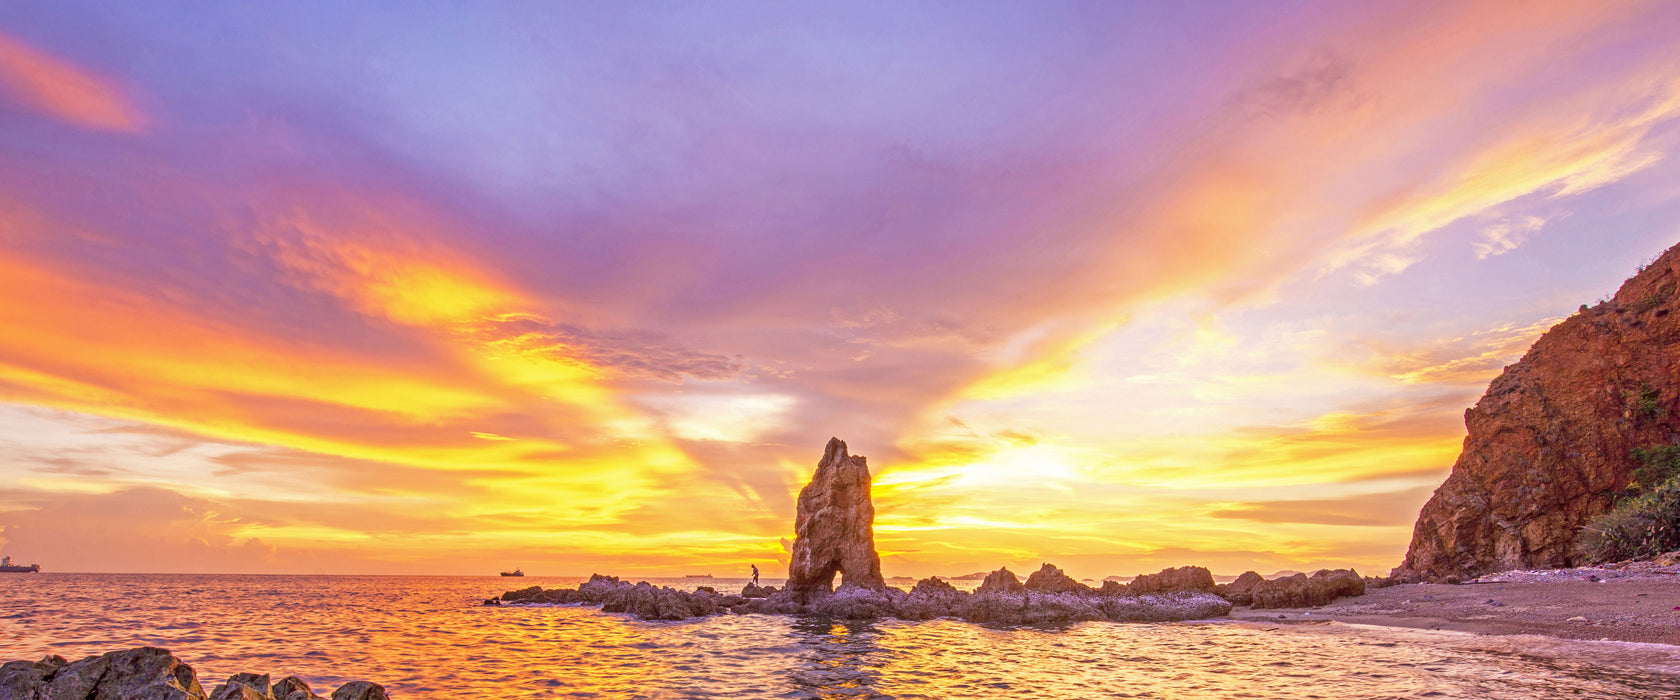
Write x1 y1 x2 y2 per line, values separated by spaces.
2 0 1680 578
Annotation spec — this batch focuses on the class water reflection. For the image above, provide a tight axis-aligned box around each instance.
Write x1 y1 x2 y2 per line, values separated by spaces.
2 575 1678 699
787 618 890 699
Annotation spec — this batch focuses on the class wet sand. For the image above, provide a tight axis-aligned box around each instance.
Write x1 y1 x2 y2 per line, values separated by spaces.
1231 577 1680 646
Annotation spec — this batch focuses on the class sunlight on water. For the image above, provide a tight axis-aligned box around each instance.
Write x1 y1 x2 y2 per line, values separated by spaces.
1 574 1675 699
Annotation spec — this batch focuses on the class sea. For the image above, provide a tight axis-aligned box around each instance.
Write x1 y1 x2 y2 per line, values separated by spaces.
2 574 1678 699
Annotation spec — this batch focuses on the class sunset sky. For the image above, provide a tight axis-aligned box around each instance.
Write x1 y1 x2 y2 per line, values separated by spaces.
3 1 1680 578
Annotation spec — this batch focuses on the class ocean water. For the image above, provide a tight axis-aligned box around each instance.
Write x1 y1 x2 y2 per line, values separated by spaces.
2 574 1677 699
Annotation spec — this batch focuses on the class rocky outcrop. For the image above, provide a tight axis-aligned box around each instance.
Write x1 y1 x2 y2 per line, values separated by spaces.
0 648 386 700
1397 242 1680 582
1217 571 1265 606
1128 566 1217 595
1248 569 1366 609
786 438 886 600
498 564 1231 624
1023 563 1094 594
976 567 1025 594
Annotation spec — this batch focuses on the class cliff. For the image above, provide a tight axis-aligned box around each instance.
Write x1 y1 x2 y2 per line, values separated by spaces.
1396 242 1680 581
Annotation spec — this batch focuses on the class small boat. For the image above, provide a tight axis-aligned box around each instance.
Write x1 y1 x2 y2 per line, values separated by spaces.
500 568 524 577
684 574 713 579
0 556 39 573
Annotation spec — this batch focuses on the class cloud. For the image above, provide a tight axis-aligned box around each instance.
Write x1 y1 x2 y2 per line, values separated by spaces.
1210 486 1438 527
1473 215 1548 259
0 31 144 132
0 0 1678 579
1345 318 1562 387
0 486 274 573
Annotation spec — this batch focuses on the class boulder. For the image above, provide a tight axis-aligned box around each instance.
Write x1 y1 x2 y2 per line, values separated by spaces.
731 590 806 615
0 649 389 700
1023 563 1093 595
975 567 1025 594
740 582 776 598
787 438 887 600
273 676 320 700
909 576 960 597
808 586 900 619
209 672 270 700
1020 592 1105 624
0 655 65 700
330 681 389 700
1097 580 1128 597
1397 242 1680 581
1129 566 1216 595
576 573 631 603
600 581 719 620
44 647 204 700
959 591 1028 625
894 578 964 620
210 686 267 700
1217 571 1265 606
1249 568 1366 609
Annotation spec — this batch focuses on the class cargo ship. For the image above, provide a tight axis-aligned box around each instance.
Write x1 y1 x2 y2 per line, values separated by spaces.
0 556 39 573
500 568 524 577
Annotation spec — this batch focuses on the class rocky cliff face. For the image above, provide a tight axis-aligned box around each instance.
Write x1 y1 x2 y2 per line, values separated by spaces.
786 438 886 599
1396 243 1680 582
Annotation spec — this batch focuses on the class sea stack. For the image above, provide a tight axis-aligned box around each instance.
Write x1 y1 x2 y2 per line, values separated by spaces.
1396 241 1680 582
786 437 886 600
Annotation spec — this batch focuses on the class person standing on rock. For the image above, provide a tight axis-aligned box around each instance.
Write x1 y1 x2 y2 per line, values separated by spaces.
751 564 760 584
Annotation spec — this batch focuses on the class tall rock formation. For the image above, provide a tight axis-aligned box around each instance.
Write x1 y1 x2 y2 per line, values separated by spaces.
786 438 886 600
1396 242 1680 581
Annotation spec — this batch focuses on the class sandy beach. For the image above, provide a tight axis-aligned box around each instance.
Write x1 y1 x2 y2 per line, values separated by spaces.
1232 564 1680 646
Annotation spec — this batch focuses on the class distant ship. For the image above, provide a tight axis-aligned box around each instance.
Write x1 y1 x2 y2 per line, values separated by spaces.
0 556 39 573
684 574 713 578
500 568 524 577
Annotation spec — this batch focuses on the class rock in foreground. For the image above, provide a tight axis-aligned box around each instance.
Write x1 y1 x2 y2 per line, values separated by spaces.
0 647 388 700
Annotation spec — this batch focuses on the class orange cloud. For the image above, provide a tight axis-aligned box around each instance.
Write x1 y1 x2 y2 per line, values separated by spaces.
0 32 144 132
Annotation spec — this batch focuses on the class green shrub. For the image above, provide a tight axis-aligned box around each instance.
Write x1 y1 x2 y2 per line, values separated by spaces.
1632 445 1680 492
1578 474 1680 563
1627 383 1664 421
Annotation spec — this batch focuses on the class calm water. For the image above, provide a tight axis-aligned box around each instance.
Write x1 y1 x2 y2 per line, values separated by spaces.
1 574 1677 699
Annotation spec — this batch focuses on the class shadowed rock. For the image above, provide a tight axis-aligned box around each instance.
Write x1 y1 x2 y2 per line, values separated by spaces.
210 672 270 700
0 647 384 700
1024 563 1094 594
740 582 776 598
1217 571 1265 606
894 577 964 620
273 676 319 700
1129 566 1217 595
787 438 886 600
1249 568 1367 608
976 567 1025 594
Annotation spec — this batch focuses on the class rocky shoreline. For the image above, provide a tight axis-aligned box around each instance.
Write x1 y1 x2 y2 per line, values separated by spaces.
0 647 388 700
493 440 1376 625
1232 562 1680 646
494 562 1372 624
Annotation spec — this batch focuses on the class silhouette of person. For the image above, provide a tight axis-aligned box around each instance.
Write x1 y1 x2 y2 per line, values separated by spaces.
751 564 760 584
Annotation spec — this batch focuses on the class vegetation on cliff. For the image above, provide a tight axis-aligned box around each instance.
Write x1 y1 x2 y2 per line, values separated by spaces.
1577 447 1680 563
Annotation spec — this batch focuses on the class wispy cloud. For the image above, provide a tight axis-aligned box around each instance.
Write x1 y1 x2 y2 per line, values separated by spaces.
0 31 144 132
